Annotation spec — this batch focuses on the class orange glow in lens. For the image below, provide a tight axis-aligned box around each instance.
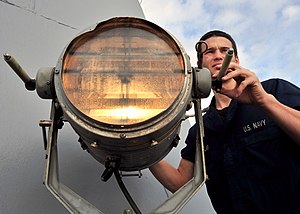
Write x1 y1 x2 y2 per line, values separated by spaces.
62 20 185 125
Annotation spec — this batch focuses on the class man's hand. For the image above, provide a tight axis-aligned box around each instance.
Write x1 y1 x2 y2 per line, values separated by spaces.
214 62 269 106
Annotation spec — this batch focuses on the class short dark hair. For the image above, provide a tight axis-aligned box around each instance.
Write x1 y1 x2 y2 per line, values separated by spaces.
200 30 238 56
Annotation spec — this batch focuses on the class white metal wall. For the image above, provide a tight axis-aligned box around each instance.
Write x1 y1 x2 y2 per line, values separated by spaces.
0 1 215 213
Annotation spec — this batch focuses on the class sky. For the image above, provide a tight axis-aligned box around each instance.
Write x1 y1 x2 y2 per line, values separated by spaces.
140 0 300 86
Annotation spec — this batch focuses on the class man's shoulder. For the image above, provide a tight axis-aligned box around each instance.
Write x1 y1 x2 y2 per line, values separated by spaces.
262 78 298 89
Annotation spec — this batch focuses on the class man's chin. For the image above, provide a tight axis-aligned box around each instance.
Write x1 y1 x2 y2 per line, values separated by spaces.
211 69 220 77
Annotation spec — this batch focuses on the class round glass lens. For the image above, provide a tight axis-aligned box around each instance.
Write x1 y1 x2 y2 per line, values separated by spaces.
62 20 185 125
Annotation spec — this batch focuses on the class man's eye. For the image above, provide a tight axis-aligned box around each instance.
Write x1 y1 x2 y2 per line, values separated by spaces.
222 48 230 53
204 50 213 54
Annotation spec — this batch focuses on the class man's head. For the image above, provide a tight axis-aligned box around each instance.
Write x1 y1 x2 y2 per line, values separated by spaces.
200 30 238 56
198 30 239 75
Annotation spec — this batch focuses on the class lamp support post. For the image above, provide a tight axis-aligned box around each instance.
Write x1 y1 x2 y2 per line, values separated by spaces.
43 101 104 214
42 99 207 214
150 98 207 214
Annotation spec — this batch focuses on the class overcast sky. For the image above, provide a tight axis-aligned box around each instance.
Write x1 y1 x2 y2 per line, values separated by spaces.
141 0 300 86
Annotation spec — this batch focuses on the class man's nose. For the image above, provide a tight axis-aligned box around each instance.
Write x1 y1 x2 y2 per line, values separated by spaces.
214 50 223 60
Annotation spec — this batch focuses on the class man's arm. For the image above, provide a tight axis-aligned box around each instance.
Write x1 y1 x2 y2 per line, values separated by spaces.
258 93 300 144
149 159 194 193
221 63 300 144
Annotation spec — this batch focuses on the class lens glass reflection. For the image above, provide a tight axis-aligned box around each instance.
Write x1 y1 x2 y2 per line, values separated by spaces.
62 21 185 125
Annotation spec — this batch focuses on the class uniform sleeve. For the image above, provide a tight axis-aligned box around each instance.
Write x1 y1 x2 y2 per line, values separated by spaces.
181 124 197 163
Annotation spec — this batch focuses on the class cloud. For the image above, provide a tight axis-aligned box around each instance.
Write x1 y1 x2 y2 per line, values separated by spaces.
281 4 300 25
141 0 300 85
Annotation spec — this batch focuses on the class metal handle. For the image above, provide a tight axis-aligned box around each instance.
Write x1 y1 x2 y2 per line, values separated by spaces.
3 53 36 90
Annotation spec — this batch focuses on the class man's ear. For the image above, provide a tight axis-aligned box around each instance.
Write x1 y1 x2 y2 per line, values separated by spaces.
235 55 240 64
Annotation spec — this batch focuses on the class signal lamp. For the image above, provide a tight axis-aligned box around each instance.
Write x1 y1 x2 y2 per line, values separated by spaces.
4 17 211 214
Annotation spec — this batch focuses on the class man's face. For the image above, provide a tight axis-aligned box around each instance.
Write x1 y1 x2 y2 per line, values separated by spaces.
202 36 239 76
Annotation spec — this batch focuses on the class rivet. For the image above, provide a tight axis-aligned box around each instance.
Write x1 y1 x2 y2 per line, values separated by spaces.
120 133 126 139
151 140 158 146
91 142 98 148
123 209 133 214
